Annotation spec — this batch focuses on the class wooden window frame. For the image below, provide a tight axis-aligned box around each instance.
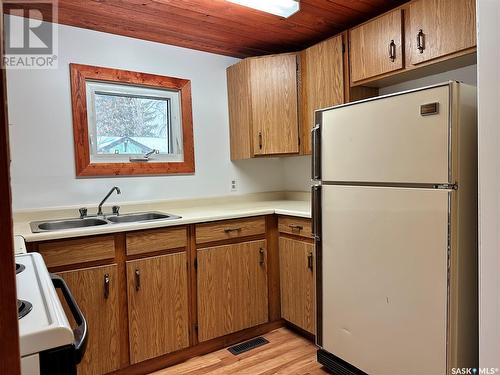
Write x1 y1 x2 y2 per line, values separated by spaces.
70 63 195 176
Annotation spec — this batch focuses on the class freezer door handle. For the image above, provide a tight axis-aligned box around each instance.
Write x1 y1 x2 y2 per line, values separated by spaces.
312 185 321 240
311 121 321 180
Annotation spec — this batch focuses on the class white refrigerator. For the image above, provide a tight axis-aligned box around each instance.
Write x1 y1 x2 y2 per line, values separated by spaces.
312 82 478 375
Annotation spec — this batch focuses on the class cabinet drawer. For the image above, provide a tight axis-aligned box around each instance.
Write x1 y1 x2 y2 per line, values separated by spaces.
278 216 312 238
38 235 115 268
195 217 265 244
126 226 187 256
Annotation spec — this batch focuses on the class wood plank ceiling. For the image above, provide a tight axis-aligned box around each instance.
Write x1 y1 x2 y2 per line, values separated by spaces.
4 0 409 58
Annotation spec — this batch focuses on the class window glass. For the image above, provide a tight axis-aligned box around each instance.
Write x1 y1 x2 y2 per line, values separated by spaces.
95 93 170 155
86 81 183 163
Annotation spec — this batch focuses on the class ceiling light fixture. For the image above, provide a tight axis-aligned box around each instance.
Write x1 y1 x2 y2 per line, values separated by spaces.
227 0 300 18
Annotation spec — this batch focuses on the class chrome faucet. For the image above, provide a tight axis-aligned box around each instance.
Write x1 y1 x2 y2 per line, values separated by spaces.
97 186 121 216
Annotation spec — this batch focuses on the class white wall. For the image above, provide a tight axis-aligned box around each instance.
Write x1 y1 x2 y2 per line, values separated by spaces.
477 0 500 368
6 19 285 210
379 64 477 95
6 17 481 212
282 156 311 191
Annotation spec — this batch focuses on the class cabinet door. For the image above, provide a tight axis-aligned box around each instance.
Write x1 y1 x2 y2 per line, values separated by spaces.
250 54 299 156
407 0 476 66
57 264 120 375
350 9 404 83
227 59 253 160
279 237 315 334
197 240 269 341
301 36 345 155
127 253 189 364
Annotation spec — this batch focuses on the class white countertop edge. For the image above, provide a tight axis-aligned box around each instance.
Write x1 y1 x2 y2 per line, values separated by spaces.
16 202 311 242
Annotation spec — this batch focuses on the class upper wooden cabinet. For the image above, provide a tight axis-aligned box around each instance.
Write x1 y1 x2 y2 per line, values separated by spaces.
57 265 121 375
227 53 299 160
197 240 269 341
300 35 345 155
349 9 404 84
126 253 189 364
406 0 476 66
250 54 299 156
348 0 476 87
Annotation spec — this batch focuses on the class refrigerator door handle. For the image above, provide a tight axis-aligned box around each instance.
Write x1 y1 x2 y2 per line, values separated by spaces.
311 120 321 180
311 184 323 347
312 185 322 241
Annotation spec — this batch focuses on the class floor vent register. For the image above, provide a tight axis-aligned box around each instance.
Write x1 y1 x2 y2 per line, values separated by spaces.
228 336 270 355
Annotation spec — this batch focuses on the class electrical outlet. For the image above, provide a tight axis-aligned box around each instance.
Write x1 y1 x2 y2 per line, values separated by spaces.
231 179 238 192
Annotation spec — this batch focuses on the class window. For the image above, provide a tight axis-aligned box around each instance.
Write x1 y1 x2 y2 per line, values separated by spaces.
87 81 183 162
70 64 194 176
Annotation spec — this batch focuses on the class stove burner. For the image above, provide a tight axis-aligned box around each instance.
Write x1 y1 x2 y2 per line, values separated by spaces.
18 299 32 319
15 263 25 274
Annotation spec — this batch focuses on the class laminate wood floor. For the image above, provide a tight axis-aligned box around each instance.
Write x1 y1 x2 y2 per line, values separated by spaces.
150 328 332 375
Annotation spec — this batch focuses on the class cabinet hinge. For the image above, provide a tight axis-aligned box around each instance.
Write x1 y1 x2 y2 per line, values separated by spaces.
194 324 199 332
296 62 299 72
194 258 198 270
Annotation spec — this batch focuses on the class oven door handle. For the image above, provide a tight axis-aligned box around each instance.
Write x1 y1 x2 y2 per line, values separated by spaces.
51 274 88 365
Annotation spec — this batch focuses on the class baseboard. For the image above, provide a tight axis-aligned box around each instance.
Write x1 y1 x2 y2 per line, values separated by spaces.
283 320 315 343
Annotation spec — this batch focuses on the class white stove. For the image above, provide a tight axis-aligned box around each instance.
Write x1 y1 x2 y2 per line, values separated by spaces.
15 237 88 375
14 235 27 254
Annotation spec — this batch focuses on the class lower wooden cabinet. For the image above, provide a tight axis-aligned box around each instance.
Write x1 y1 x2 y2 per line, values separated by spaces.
126 252 190 364
197 240 269 341
37 217 315 372
57 264 121 375
279 237 315 334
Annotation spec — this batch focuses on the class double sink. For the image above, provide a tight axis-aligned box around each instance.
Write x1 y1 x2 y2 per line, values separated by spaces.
30 212 181 233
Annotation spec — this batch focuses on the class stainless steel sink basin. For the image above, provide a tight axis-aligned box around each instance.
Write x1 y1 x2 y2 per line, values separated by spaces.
31 218 108 233
30 211 181 233
107 212 180 223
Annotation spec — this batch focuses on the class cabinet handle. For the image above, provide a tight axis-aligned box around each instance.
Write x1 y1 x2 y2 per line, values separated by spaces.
259 248 265 266
307 252 314 271
258 131 263 150
104 273 110 299
289 224 303 232
388 40 396 62
311 185 321 241
224 227 242 233
135 269 141 291
417 29 425 53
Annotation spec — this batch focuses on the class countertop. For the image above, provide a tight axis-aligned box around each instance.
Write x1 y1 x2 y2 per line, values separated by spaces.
14 192 311 242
